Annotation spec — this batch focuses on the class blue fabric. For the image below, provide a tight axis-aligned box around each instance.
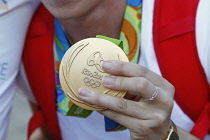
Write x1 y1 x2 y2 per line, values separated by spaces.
127 0 142 7
55 19 70 61
105 117 121 131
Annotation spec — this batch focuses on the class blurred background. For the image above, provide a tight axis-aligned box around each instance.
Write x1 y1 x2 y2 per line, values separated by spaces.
7 87 32 140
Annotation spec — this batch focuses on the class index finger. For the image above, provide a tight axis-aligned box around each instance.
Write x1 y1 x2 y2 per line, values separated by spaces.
102 60 170 88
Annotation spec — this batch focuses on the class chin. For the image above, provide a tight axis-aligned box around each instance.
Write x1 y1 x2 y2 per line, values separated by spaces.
41 0 101 19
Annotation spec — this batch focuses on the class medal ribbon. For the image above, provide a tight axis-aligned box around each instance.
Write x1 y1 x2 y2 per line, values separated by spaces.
54 0 142 131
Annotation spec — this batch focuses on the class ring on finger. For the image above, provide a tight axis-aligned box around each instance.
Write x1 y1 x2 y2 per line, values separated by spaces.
144 86 159 102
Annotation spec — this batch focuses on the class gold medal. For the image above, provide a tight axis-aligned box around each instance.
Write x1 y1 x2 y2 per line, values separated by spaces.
59 38 129 110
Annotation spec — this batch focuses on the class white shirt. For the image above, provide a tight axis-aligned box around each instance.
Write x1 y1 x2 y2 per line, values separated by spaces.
58 0 210 140
140 0 210 139
0 0 40 140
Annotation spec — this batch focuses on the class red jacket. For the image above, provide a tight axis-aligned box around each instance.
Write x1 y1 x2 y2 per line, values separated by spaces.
22 1 210 139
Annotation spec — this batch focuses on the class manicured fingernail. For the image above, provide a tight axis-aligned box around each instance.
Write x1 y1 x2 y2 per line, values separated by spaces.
102 76 115 85
102 61 112 70
78 88 90 97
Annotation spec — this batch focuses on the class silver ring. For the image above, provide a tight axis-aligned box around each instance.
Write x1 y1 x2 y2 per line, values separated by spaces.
144 86 159 102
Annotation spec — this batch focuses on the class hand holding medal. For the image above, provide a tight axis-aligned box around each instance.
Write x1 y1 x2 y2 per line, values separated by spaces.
59 37 129 110
59 36 178 140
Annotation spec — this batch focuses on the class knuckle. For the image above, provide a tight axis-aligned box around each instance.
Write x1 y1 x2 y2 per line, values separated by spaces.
116 98 128 111
153 113 165 126
117 77 125 90
163 98 174 112
165 82 175 96
136 78 149 91
119 61 127 75
168 84 175 96
162 84 175 111
94 92 103 105
137 65 147 76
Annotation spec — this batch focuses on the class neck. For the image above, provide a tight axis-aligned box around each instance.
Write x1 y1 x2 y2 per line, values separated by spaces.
59 0 127 43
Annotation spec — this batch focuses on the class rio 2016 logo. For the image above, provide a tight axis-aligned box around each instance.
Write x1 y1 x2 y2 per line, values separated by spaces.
87 52 105 73
0 0 8 10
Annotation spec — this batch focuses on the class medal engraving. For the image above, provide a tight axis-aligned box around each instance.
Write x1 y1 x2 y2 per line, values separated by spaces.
59 38 129 110
83 77 101 88
87 51 105 73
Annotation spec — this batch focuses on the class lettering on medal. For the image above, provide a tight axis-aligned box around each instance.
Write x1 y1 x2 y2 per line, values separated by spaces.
81 51 107 89
82 68 103 80
82 68 103 88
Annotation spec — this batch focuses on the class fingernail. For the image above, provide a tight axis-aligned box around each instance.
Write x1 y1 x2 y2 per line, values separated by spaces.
102 76 115 85
102 61 112 70
78 88 90 97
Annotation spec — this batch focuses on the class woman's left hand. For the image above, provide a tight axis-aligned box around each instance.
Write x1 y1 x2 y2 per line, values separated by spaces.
78 60 175 140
